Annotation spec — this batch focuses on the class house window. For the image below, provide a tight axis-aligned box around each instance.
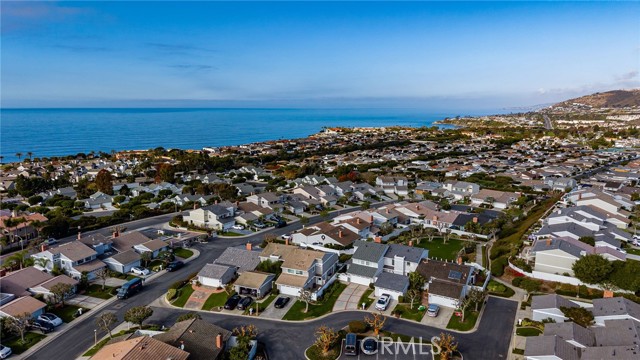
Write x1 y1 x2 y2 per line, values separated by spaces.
287 269 295 274
364 261 370 266
296 270 303 275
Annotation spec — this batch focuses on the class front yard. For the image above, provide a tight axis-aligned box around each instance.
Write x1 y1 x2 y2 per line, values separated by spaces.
358 288 374 309
244 294 277 315
50 304 88 323
3 332 47 354
283 282 347 321
172 285 195 308
416 238 465 261
202 291 232 311
446 304 481 331
174 247 194 259
84 284 115 299
392 303 425 321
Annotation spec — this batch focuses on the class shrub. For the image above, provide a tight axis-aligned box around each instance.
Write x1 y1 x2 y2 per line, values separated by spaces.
491 256 509 276
166 289 177 301
490 244 511 260
511 277 523 287
510 258 532 273
170 281 185 290
487 281 506 293
348 320 368 334
397 295 405 303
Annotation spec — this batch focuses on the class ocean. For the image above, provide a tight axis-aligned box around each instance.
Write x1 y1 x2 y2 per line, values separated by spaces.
0 108 491 163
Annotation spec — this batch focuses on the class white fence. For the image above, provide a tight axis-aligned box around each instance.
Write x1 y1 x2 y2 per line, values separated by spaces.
507 261 585 286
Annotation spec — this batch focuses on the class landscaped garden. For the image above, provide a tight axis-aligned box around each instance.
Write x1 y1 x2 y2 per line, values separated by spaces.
392 303 425 321
516 327 542 336
283 282 347 320
172 284 195 308
487 279 515 298
174 247 194 259
415 237 465 261
447 303 482 331
358 288 374 309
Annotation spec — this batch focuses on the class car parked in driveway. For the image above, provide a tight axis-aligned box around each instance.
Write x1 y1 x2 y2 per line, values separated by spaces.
375 294 391 311
0 345 11 359
236 296 253 310
224 294 242 310
166 261 184 272
38 313 63 327
31 319 55 334
131 266 150 276
275 220 287 228
427 304 440 317
232 224 245 230
44 238 58 246
274 296 290 309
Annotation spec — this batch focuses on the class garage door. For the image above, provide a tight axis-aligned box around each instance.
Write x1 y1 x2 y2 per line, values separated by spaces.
278 285 301 297
200 277 221 288
348 274 373 286
375 287 403 300
428 294 458 308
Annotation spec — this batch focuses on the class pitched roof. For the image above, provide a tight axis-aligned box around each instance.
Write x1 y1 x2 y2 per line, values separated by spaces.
385 244 427 264
140 239 167 252
428 279 464 299
532 237 591 258
234 271 275 289
416 259 471 284
346 264 379 278
154 318 231 360
592 297 640 320
38 275 79 291
580 345 640 360
275 273 309 288
111 231 153 252
531 294 579 311
374 272 409 293
0 296 46 317
281 248 324 271
259 243 296 260
524 335 581 360
198 263 235 280
214 247 260 273
593 319 640 347
91 335 189 360
48 241 97 261
352 240 388 263
73 260 107 273
0 267 53 296
108 249 141 265
543 322 595 347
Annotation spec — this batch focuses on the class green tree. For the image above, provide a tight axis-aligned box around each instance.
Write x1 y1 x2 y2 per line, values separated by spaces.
6 312 31 344
572 254 612 284
578 236 595 246
176 312 202 322
560 306 594 327
124 306 153 328
408 272 425 291
140 251 152 268
95 169 114 195
50 282 74 306
155 163 175 183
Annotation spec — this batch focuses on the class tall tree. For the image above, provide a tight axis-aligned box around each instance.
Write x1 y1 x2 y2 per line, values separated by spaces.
299 289 313 313
95 169 114 195
572 254 613 284
407 289 421 309
364 313 386 336
435 332 458 360
15 152 22 161
27 152 33 161
50 282 74 306
467 288 487 312
314 326 340 356
96 312 118 339
6 312 32 344
95 268 110 290
124 306 153 328
155 163 175 183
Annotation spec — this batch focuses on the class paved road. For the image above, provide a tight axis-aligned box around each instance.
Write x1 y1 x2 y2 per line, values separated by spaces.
543 114 553 130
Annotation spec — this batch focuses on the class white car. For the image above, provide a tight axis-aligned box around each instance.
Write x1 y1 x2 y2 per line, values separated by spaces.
38 313 63 327
375 294 391 311
131 266 150 276
0 345 11 359
232 225 245 230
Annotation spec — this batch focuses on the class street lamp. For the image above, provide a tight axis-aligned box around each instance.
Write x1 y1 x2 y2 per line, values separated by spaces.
94 329 97 345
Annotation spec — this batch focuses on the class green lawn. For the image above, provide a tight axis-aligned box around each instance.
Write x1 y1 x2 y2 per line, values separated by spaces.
172 285 195 308
174 248 194 259
219 231 242 236
393 304 425 321
487 280 516 298
3 332 47 354
283 282 347 320
447 307 480 331
516 327 542 337
359 288 375 309
244 294 277 315
84 284 115 299
626 248 640 256
50 304 88 323
202 292 231 311
416 238 464 261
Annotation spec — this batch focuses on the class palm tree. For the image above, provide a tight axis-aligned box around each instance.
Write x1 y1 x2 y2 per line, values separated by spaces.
0 155 4 165
26 152 33 161
15 152 22 161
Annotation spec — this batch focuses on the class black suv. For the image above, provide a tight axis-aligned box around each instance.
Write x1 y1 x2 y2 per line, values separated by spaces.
275 220 287 228
166 261 184 272
224 294 242 310
274 296 290 309
31 319 54 334
236 296 253 311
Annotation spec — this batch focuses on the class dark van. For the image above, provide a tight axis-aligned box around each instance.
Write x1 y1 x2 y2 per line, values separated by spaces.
117 278 143 299
344 333 358 356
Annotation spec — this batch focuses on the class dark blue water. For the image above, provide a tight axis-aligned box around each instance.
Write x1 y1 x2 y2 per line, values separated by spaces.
0 108 489 162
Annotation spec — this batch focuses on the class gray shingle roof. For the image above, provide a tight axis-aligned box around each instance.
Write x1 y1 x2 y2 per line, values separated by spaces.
532 238 588 258
592 297 640 321
544 322 595 347
353 240 388 263
374 272 409 293
197 263 235 279
593 319 640 347
347 264 379 278
581 345 640 360
531 294 579 311
214 247 260 273
385 244 427 264
524 335 581 360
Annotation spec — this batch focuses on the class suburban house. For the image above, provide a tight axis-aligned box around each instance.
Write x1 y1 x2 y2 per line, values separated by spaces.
213 246 261 274
31 241 106 280
183 204 236 231
83 191 113 210
546 205 630 230
0 266 78 301
103 250 142 274
0 296 47 319
333 217 374 239
154 318 232 360
383 243 429 276
531 294 580 322
374 272 410 300
568 189 632 217
111 231 169 258
246 192 283 210
470 189 520 209
90 335 189 360
376 176 409 196
592 297 640 326
197 263 236 288
233 271 276 298
291 222 361 247
416 259 478 308
0 212 48 241
344 241 388 285
442 180 480 200
77 233 113 256
260 243 338 296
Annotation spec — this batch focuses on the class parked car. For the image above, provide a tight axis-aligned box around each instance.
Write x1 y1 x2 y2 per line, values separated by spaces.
44 238 58 246
281 234 292 240
31 319 55 334
0 345 11 359
427 304 440 317
224 294 242 310
275 220 287 228
344 333 358 356
232 224 245 230
362 338 377 355
375 294 391 311
166 261 184 272
274 296 290 309
38 313 63 327
237 296 254 311
131 266 150 276
254 222 267 229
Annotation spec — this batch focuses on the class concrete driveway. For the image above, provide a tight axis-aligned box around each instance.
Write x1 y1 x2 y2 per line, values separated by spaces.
65 295 105 309
334 283 368 311
420 306 453 329
260 295 295 319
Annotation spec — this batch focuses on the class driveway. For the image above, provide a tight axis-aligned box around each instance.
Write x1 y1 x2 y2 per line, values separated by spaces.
260 295 295 320
334 283 368 311
420 306 453 329
184 286 218 310
65 295 105 309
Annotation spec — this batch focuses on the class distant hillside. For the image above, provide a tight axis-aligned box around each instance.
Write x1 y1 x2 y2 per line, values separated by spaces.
552 89 640 109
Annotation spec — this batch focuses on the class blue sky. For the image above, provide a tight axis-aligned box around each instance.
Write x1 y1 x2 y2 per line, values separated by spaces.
2 1 639 109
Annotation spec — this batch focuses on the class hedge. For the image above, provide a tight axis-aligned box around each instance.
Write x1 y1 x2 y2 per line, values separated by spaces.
491 256 509 276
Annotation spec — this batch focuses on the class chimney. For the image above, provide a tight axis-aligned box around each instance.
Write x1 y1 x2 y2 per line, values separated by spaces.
386 208 390 214
578 193 582 200
285 238 289 246
546 238 551 246
472 217 478 223
77 231 82 240
356 218 361 224
193 203 198 210
41 244 47 252
457 256 463 265
215 199 218 205
216 333 223 349
433 215 438 221
374 236 382 243
370 215 374 223
603 290 614 298
246 242 252 251
409 240 413 247
113 230 119 238
339 230 343 238
416 205 421 210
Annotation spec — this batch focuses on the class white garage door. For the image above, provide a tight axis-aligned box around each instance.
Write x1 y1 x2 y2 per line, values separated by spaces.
347 274 373 286
428 294 458 309
375 287 404 300
200 277 221 288
278 285 301 296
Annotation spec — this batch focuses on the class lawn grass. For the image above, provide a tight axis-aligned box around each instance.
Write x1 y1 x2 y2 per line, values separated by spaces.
393 303 425 321
283 282 347 321
50 304 87 323
446 307 480 331
219 231 242 236
174 248 194 259
244 294 277 315
487 280 516 298
84 284 115 299
172 285 195 308
305 344 340 360
358 288 375 309
202 291 231 311
416 237 464 261
516 327 542 336
626 248 640 256
3 332 47 354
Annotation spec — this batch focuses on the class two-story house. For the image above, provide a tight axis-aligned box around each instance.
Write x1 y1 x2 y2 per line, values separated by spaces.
442 181 480 200
345 241 389 285
183 204 236 231
31 241 106 280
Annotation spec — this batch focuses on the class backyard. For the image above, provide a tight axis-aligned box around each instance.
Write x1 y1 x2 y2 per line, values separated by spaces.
283 282 347 321
416 237 465 261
